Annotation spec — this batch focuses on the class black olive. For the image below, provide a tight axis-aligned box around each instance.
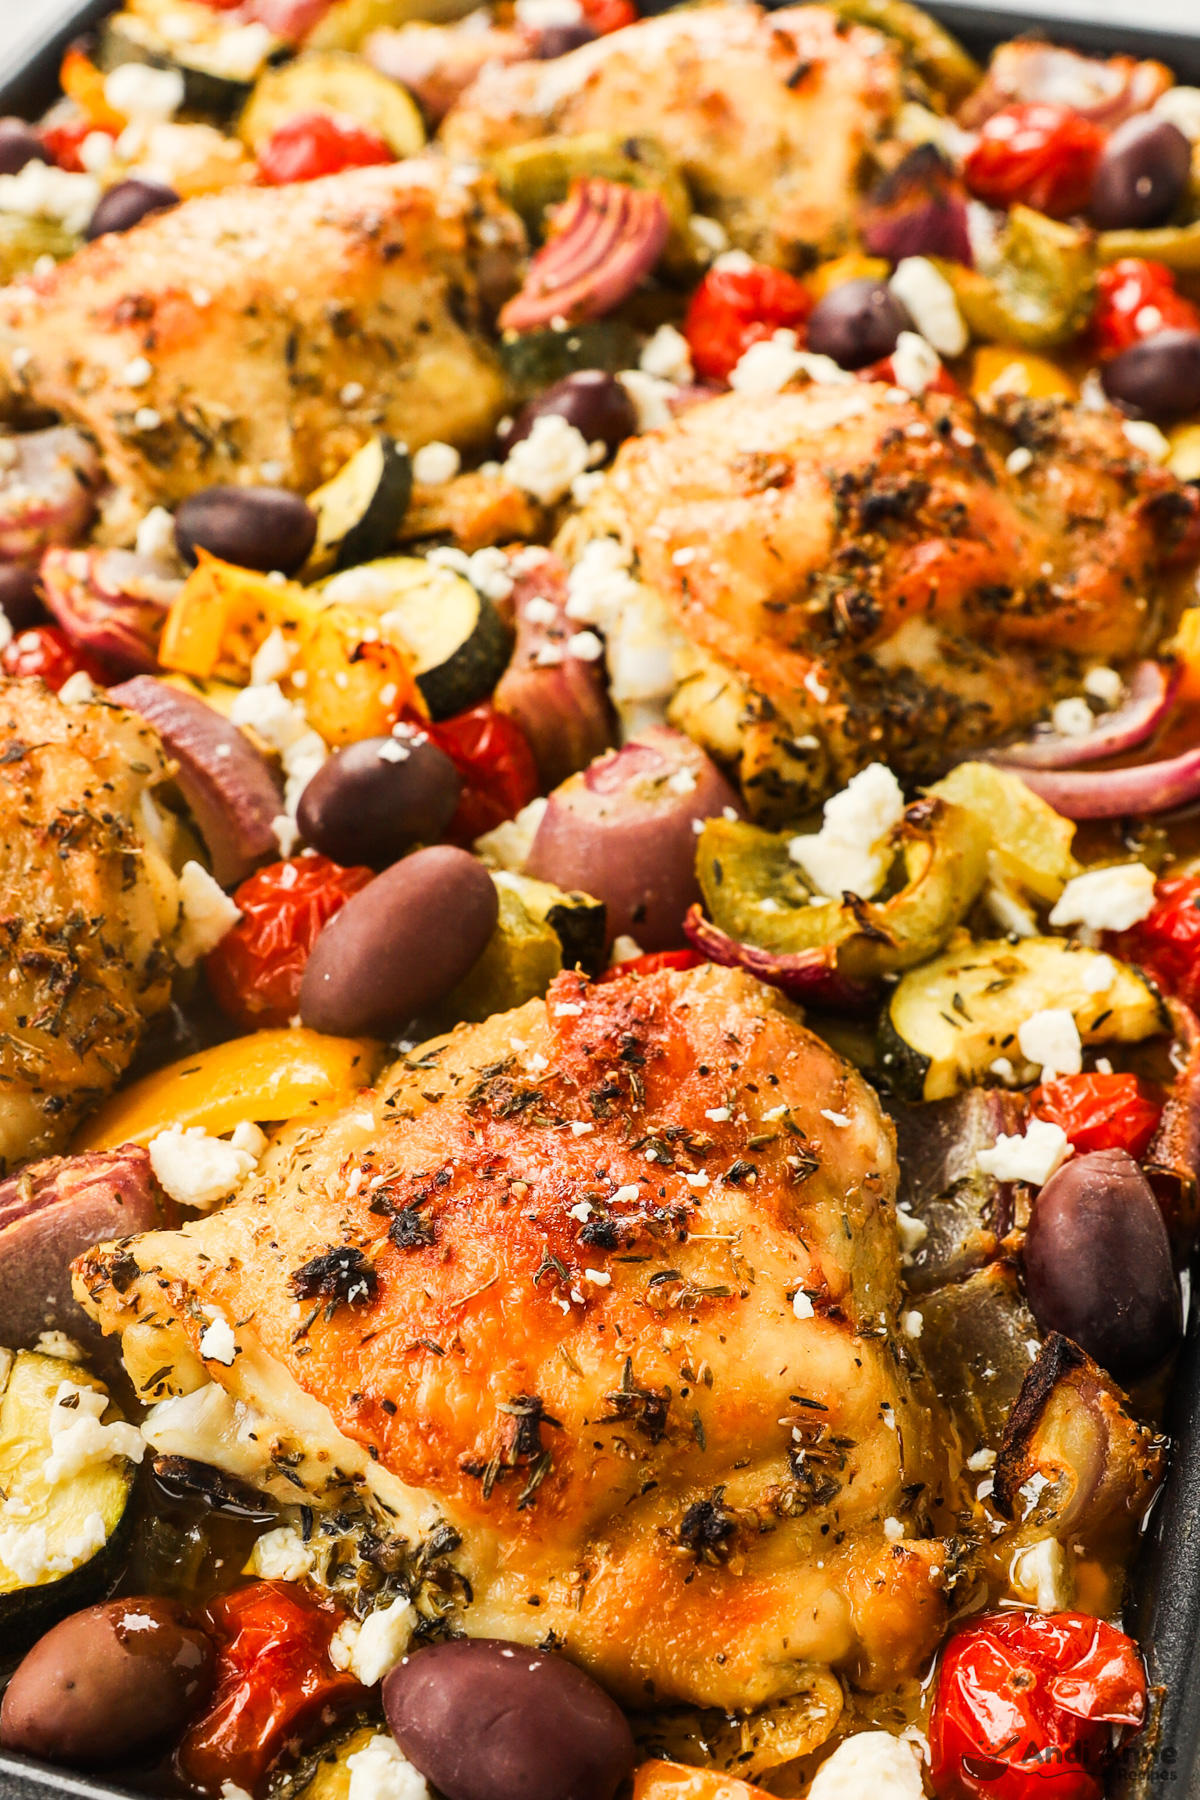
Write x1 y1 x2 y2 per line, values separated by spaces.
0 119 48 177
500 370 638 459
805 278 912 370
84 178 181 241
1101 328 1200 422
174 485 317 575
1089 115 1192 231
0 564 48 632
297 732 462 869
533 22 598 56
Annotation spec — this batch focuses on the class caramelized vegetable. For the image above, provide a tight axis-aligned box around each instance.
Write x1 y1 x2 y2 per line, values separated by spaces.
632 1764 772 1800
158 554 318 684
941 207 1096 349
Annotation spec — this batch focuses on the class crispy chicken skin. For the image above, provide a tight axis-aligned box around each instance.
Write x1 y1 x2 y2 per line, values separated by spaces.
440 6 903 268
0 680 176 1168
76 962 959 1708
0 161 523 536
565 382 1200 820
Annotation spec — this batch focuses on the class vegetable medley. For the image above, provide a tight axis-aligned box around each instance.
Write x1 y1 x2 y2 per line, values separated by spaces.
4 1 1200 1798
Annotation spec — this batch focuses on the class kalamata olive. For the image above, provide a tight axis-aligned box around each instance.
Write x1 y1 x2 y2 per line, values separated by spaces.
383 1637 636 1800
1023 1148 1181 1381
84 178 180 241
297 732 462 868
533 22 598 56
805 278 913 371
0 119 48 177
1088 115 1192 231
1100 328 1200 422
0 1597 215 1766
0 563 48 631
299 844 498 1035
174 485 317 575
500 371 638 459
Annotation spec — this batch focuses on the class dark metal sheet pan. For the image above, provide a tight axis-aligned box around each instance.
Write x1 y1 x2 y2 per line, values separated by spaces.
1 2 1200 1797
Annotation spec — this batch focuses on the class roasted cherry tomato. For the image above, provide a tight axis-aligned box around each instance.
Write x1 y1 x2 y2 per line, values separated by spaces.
206 853 374 1029
38 118 118 173
963 103 1105 220
1113 873 1200 1011
1090 258 1200 359
930 1611 1146 1800
683 262 813 383
424 701 540 846
256 111 394 185
858 353 963 396
1 625 107 692
579 0 638 30
598 949 705 982
1031 1071 1164 1159
177 1582 363 1796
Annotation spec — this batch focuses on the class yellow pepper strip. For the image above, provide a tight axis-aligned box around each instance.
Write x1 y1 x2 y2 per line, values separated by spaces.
158 552 319 683
632 1762 770 1800
1171 607 1200 705
1168 422 1200 483
59 47 127 132
808 252 890 301
73 1029 384 1151
971 345 1078 401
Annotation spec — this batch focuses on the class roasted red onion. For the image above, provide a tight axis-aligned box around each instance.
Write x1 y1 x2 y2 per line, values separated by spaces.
110 677 282 887
860 144 973 267
0 428 100 566
1145 995 1200 1250
683 905 876 1010
40 546 182 677
993 661 1179 770
958 40 1172 129
493 549 615 790
499 179 670 334
1008 744 1200 818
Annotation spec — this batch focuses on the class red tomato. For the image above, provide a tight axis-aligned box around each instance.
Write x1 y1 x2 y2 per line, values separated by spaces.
930 1611 1146 1800
1 625 107 692
597 949 705 982
424 702 540 846
256 111 394 185
580 0 638 31
963 103 1105 220
684 263 813 383
178 1582 363 1796
1091 258 1200 359
38 118 118 173
1031 1072 1164 1159
206 853 374 1029
1113 873 1200 1011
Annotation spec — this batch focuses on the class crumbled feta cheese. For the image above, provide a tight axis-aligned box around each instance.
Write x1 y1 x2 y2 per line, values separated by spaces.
105 63 184 120
1017 1008 1082 1079
1005 444 1034 475
57 671 96 706
1083 665 1123 705
503 413 591 505
793 1290 815 1320
122 355 154 388
0 162 99 234
889 257 967 357
515 0 582 23
967 1447 996 1472
249 627 295 687
1011 1537 1073 1612
250 1525 317 1582
1080 953 1116 995
474 796 548 871
978 1118 1072 1186
889 331 941 396
426 544 515 604
640 323 693 386
221 1784 255 1800
346 1734 431 1800
0 1510 110 1585
350 1598 417 1685
149 1124 260 1211
902 1310 923 1339
523 596 558 628
1051 696 1095 739
713 249 754 274
199 1308 237 1366
609 935 645 964
895 1207 928 1255
729 328 806 396
617 367 677 432
705 1106 731 1122
788 763 905 900
685 1171 709 1189
985 876 1038 940
820 1109 850 1128
412 441 461 486
883 1516 904 1542
807 1730 924 1800
272 814 300 858
1049 863 1156 933
230 1120 268 1157
611 1184 640 1204
1124 419 1170 464
34 1331 84 1362
1153 85 1200 142
566 628 604 661
134 509 177 571
688 214 728 258
174 861 241 968
989 1056 1016 1083
42 1381 144 1485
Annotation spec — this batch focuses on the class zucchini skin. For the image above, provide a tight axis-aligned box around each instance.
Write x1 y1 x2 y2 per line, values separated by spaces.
307 438 413 578
415 590 512 722
2 1497 135 1658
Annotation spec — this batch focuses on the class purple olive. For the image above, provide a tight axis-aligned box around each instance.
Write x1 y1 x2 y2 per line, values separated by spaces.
0 563 48 631
174 485 317 575
84 178 180 241
1089 115 1192 231
805 278 913 370
533 22 598 56
0 119 48 177
297 731 462 868
0 1597 215 1766
383 1638 635 1800
1101 328 1200 423
499 371 637 459
1023 1148 1181 1381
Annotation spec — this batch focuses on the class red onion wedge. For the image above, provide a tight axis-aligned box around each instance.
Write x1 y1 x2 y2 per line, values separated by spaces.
1007 741 1200 818
1145 995 1200 1250
110 676 281 887
493 549 615 790
993 661 1179 770
40 545 182 677
499 178 670 334
683 906 876 1010
860 144 973 268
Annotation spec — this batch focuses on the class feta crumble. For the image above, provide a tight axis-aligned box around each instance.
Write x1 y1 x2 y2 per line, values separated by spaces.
57 671 96 706
1048 862 1156 933
149 1123 261 1211
135 505 177 560
0 162 99 234
198 1308 237 1366
1006 445 1034 475
412 441 461 486
793 1290 815 1320
1153 85 1200 143
889 257 967 357
474 796 547 870
1124 419 1171 464
704 1106 731 1122
617 368 678 432
1011 1536 1073 1612
426 544 515 604
503 414 591 505
729 328 806 396
105 63 184 120
250 1525 317 1582
346 1734 431 1800
788 763 905 900
1084 665 1123 705
174 861 241 967
902 1310 923 1339
890 331 941 396
640 323 694 386
977 1118 1072 1186
33 1331 83 1362
895 1208 928 1256
807 1730 924 1800
1017 1008 1082 1079
42 1382 144 1485
1050 695 1095 739
883 1516 905 1542
342 1598 416 1685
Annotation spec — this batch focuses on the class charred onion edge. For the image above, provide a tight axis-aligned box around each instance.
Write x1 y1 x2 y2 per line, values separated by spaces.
682 905 877 1009
499 178 671 333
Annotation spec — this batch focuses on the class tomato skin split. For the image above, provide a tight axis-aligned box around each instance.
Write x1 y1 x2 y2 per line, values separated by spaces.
206 853 374 1029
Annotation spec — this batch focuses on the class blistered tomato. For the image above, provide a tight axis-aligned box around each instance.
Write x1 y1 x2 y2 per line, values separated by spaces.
683 263 813 383
963 103 1104 220
1113 873 1200 1011
2 625 107 692
580 0 638 30
1091 258 1200 358
38 118 118 173
1031 1071 1164 1159
598 949 705 982
206 853 374 1029
256 111 394 185
930 1611 1146 1800
424 701 540 845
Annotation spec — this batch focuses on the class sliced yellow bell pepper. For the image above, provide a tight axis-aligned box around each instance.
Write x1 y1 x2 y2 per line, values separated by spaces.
74 1029 384 1151
632 1763 770 1800
59 46 127 132
971 345 1077 401
1168 422 1200 483
158 552 320 684
294 604 419 746
809 252 890 301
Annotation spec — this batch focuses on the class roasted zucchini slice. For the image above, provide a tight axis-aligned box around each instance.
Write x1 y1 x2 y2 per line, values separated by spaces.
496 873 607 978
424 877 562 1030
0 1351 138 1652
239 51 426 157
307 0 481 50
0 216 79 285
927 761 1079 905
880 935 1167 1102
306 437 413 578
99 8 271 123
500 321 641 402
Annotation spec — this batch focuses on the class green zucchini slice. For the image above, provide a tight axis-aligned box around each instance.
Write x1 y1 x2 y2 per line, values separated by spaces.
424 877 562 1030
880 936 1168 1102
99 11 268 124
0 1351 137 1652
306 438 413 578
498 873 607 978
500 321 641 403
238 51 426 157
